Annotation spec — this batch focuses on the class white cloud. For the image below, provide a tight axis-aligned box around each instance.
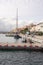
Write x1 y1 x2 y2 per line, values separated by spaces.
0 0 43 20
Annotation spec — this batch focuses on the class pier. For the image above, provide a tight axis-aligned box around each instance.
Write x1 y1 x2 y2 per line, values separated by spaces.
0 41 43 51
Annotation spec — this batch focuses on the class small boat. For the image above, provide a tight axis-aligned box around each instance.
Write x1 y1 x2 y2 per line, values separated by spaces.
14 34 22 39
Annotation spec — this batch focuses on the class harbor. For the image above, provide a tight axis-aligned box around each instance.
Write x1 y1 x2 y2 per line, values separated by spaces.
0 0 43 65
0 6 42 51
0 33 43 51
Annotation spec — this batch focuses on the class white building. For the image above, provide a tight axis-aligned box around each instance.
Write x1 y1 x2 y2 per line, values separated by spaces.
30 22 43 32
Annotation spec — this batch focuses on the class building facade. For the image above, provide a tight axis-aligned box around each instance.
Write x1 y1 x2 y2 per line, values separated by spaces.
30 22 43 32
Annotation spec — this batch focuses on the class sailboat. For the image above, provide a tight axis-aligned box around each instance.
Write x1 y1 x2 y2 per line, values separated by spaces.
13 8 22 39
6 8 22 39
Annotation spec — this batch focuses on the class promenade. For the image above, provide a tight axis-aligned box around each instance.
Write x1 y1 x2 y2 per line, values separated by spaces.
0 35 43 48
0 34 43 51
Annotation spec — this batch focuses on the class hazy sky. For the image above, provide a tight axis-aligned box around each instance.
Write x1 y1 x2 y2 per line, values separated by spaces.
0 0 43 31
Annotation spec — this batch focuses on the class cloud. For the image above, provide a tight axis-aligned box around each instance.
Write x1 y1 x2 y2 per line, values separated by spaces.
0 19 15 31
0 17 43 32
0 0 43 21
0 0 43 31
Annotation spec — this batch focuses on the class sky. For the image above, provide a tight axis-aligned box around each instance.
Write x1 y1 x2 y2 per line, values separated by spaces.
0 0 43 31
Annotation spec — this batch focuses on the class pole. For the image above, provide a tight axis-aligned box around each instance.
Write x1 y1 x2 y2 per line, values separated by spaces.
16 8 18 33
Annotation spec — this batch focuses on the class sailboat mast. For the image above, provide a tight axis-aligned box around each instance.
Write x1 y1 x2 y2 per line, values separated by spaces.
16 8 18 32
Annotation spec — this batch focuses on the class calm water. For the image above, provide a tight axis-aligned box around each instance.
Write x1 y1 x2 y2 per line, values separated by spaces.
0 51 43 65
0 34 22 43
0 34 43 65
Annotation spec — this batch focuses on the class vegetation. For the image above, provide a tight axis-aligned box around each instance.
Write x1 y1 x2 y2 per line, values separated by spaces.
20 28 30 34
32 31 43 36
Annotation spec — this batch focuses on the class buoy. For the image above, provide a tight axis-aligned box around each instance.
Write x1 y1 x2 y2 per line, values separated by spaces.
11 45 15 47
4 44 8 47
29 45 33 48
24 45 27 48
0 44 2 47
18 45 21 47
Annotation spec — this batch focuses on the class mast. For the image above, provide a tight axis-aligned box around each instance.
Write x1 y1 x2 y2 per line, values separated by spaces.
16 8 18 33
14 8 22 39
